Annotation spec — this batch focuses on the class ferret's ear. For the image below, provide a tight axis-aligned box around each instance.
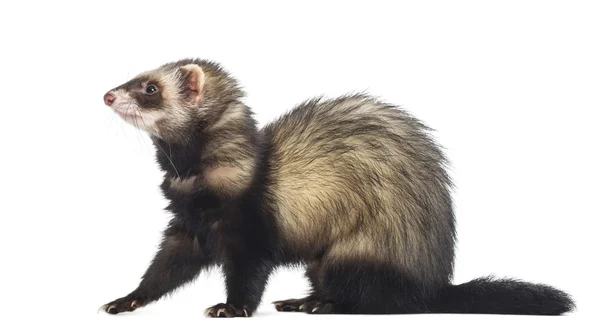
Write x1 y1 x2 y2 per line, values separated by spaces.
179 64 206 106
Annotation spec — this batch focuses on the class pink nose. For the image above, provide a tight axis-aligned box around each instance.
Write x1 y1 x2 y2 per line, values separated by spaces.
104 92 116 106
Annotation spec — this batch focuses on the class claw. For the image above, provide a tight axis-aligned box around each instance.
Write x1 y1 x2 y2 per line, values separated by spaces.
131 300 139 309
243 309 249 317
312 307 319 313
217 307 231 317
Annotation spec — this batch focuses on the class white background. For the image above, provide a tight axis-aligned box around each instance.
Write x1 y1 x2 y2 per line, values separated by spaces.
0 0 597 333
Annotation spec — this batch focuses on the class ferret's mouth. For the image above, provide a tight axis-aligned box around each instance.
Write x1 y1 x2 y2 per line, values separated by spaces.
111 105 159 132
111 104 143 121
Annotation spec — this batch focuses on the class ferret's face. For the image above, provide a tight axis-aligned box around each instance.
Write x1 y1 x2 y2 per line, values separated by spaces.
103 63 206 142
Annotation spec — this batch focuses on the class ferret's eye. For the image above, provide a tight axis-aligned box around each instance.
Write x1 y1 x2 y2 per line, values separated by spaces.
145 84 158 95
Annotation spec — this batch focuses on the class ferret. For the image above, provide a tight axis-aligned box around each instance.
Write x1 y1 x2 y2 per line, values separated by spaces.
101 58 574 317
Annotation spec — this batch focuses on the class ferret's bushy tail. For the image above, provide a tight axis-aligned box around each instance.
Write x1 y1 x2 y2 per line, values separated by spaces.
430 276 575 315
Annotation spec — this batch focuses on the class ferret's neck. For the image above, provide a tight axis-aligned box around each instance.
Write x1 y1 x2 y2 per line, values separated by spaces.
152 136 206 179
152 101 259 179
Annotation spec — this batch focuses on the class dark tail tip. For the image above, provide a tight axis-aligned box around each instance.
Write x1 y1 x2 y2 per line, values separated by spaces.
434 276 575 315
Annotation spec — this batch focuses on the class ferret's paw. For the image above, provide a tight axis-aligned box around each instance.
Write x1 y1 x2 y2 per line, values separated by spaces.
101 295 146 315
205 303 251 318
300 300 336 315
273 296 316 312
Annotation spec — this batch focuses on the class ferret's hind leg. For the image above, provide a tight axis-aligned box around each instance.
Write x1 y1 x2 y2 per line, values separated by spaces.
304 259 433 314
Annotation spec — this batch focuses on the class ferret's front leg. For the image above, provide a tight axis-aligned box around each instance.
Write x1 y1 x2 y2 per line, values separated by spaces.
102 220 212 314
205 255 273 318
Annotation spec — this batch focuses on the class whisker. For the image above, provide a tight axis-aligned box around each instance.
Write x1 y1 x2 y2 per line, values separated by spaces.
122 101 144 147
108 110 118 137
134 108 152 151
132 107 181 178
131 106 146 147
156 140 181 178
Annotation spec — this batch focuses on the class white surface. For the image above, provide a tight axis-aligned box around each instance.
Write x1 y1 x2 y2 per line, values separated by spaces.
0 0 597 333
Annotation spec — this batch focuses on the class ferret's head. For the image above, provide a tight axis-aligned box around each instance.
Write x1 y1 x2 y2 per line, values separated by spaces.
103 59 243 143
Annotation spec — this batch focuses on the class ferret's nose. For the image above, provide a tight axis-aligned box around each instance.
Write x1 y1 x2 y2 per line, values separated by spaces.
104 92 116 106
